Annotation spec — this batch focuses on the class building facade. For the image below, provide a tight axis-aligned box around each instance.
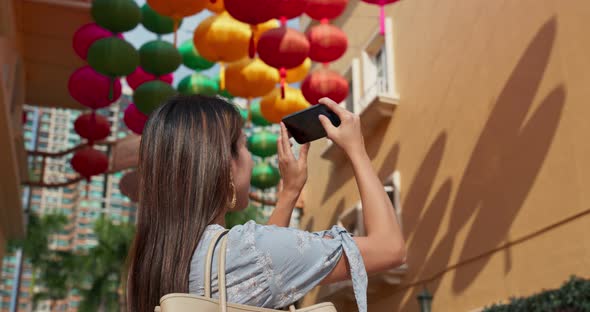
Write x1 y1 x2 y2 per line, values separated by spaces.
300 1 590 311
0 99 138 312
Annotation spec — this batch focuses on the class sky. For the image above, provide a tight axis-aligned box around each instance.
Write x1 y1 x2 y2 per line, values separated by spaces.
124 0 300 90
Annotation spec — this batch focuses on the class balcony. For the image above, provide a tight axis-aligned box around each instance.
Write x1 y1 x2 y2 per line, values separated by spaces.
321 80 398 163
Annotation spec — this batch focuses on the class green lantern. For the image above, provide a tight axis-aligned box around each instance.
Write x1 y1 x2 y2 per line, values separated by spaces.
134 80 177 114
178 74 219 96
139 40 182 76
248 131 279 158
179 40 215 71
91 0 141 33
251 163 280 190
239 109 248 122
250 100 271 127
141 4 183 35
87 37 139 77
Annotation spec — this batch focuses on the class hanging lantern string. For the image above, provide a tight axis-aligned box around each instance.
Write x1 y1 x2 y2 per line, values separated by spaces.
173 18 179 47
249 25 258 59
246 98 253 128
379 4 386 35
85 177 91 200
108 77 114 101
279 67 287 99
219 62 226 90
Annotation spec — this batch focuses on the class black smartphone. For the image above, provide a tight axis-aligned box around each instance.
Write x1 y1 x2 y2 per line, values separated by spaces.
282 104 341 144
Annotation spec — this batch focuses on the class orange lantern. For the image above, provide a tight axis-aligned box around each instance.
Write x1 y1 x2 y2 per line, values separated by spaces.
260 86 310 124
147 0 205 45
205 0 224 14
224 58 279 99
194 12 250 89
147 0 205 19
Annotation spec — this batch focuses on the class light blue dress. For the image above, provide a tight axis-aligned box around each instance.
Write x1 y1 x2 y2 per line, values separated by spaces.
189 221 367 312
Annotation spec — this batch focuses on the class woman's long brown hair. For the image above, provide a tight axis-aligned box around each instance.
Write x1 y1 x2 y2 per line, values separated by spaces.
126 95 243 312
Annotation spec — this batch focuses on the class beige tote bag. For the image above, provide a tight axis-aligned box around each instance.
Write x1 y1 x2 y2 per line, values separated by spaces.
155 230 337 312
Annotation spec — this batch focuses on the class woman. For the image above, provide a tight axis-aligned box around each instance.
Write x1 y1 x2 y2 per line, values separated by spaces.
127 95 406 312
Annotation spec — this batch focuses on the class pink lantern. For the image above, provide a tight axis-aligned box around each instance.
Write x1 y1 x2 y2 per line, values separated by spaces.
72 23 123 60
361 0 400 35
124 103 149 135
68 66 122 109
126 67 173 90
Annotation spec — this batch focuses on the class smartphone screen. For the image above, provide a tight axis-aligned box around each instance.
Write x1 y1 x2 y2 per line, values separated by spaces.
282 105 341 144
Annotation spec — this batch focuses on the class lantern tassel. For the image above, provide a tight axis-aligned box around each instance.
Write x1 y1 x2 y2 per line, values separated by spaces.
108 77 114 101
249 25 258 59
246 98 253 128
85 177 90 200
280 16 287 27
279 68 287 99
379 5 386 35
219 63 226 90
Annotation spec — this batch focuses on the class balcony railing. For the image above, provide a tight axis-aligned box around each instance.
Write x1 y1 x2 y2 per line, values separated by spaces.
358 79 390 113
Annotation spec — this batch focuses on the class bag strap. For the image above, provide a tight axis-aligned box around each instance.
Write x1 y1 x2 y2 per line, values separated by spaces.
218 234 230 312
204 229 230 298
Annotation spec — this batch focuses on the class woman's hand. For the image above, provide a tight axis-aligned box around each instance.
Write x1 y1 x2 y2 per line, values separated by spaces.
267 123 310 227
277 122 310 195
317 97 365 158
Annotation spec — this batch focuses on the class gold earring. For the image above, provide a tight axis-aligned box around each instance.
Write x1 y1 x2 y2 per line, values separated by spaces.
229 180 237 209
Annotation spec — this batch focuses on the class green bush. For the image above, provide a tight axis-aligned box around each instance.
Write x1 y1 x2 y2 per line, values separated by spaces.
483 276 590 312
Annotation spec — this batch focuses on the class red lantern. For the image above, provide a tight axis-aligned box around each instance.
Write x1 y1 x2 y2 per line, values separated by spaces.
224 0 278 58
307 23 348 63
126 66 173 90
257 26 310 98
124 103 149 135
301 67 349 104
71 147 109 179
305 0 348 21
361 0 400 35
74 113 111 144
68 66 122 109
271 0 307 21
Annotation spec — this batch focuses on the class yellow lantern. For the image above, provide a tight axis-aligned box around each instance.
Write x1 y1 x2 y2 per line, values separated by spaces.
194 12 250 89
286 58 311 83
225 58 279 99
260 86 310 124
205 0 224 14
194 12 250 63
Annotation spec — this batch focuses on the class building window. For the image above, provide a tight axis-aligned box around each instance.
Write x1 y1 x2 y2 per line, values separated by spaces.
374 47 388 93
359 16 397 110
337 171 402 234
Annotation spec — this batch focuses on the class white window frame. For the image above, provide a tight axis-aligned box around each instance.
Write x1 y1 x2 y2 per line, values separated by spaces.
359 17 398 111
337 170 403 235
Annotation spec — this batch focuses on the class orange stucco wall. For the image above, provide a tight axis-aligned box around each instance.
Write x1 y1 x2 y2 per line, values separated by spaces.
301 1 590 311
